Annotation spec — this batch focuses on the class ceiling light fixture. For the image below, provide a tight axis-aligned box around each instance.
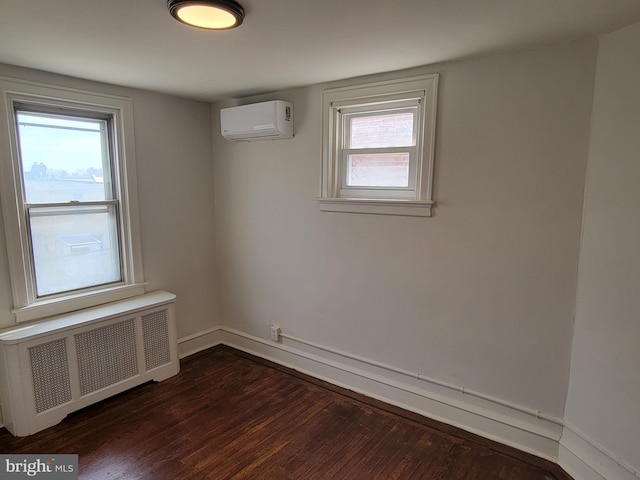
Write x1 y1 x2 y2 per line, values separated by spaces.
167 0 245 30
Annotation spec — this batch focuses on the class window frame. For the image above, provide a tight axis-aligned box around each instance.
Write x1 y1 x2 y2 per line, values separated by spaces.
16 108 123 298
0 78 146 323
319 74 439 217
340 101 419 197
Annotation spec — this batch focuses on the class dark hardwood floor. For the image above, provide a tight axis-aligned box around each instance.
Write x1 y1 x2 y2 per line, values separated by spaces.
0 345 572 479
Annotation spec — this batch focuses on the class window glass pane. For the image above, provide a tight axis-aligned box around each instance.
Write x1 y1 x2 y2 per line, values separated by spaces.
17 112 111 204
29 205 121 296
347 153 410 187
349 112 414 148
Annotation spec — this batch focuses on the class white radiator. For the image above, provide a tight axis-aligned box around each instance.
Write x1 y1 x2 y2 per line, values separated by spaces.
0 290 178 436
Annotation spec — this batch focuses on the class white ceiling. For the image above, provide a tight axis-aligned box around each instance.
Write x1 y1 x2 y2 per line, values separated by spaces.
1 0 639 102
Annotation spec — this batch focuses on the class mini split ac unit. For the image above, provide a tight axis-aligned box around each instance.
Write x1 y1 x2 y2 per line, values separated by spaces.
220 100 293 141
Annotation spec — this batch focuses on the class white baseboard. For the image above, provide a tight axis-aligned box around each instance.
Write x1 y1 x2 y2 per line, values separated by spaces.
560 423 639 480
206 326 563 462
177 326 223 359
3 323 633 480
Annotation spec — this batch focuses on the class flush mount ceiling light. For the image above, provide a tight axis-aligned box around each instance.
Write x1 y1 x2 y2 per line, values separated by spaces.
167 0 245 30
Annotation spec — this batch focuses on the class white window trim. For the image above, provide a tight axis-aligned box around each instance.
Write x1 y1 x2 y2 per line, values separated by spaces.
0 77 146 323
319 74 439 217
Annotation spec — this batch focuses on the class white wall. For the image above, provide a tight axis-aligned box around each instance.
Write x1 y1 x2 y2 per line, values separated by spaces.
560 22 640 480
0 64 219 345
212 39 597 459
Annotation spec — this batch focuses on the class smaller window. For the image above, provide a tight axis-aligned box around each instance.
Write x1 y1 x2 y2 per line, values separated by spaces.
320 75 438 217
340 101 419 197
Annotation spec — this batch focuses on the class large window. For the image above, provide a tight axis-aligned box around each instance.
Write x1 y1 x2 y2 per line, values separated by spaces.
0 79 145 323
319 75 438 217
16 110 121 297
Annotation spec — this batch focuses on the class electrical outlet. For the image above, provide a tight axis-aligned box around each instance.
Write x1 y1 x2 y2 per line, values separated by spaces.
270 325 281 342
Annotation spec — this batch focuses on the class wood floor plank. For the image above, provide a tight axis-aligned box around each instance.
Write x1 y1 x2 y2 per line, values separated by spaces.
0 345 572 479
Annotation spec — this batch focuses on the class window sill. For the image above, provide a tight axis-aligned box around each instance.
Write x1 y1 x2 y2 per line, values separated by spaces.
317 198 435 217
12 283 148 324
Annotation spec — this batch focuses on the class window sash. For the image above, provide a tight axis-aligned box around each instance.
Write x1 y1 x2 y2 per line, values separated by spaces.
340 146 418 193
344 108 418 150
337 103 421 199
26 202 123 298
14 105 124 300
16 109 115 204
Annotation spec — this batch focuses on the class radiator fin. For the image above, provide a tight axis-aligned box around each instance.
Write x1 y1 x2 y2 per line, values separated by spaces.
75 319 139 396
142 309 171 371
29 339 72 413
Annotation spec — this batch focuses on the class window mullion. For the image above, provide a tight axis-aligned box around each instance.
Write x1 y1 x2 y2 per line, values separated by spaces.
26 200 118 213
343 146 413 155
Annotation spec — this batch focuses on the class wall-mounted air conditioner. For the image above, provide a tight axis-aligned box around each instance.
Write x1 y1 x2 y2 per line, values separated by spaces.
220 100 293 141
